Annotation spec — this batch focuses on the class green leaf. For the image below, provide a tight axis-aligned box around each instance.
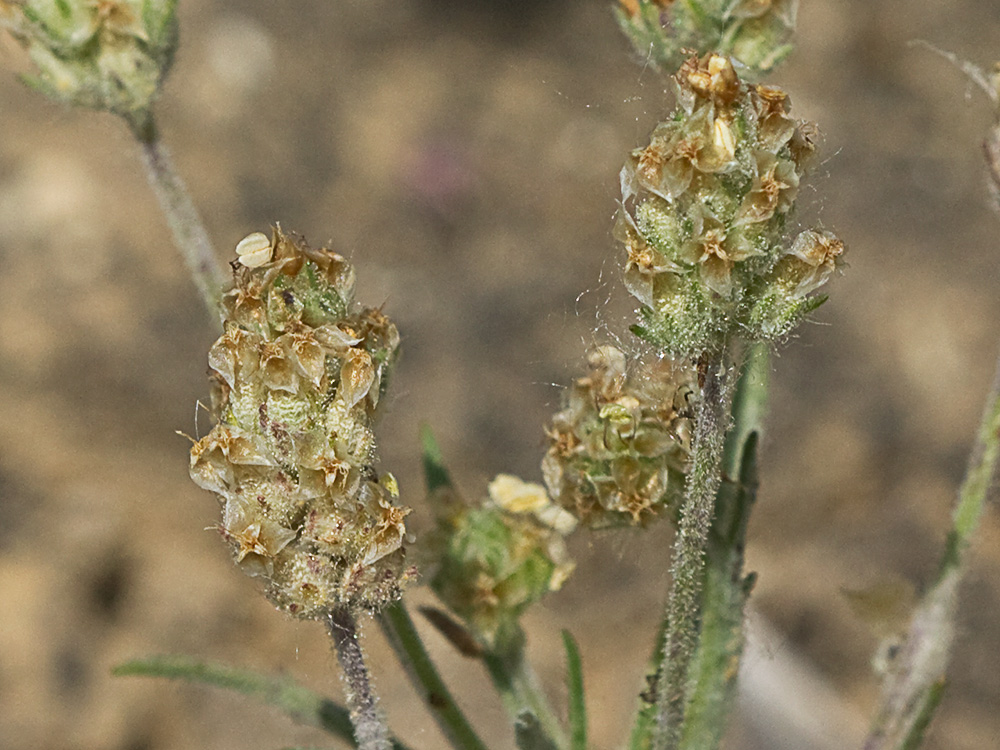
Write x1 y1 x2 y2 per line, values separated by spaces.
53 0 72 21
379 603 489 750
141 0 179 51
417 605 483 659
626 603 670 750
802 293 829 315
112 655 413 750
721 343 769 479
420 423 454 492
561 631 587 750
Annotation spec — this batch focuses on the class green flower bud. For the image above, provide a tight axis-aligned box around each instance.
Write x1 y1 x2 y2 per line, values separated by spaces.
0 0 177 131
747 228 844 339
619 54 844 358
615 0 797 76
542 346 695 528
427 475 575 645
190 228 414 617
726 0 798 72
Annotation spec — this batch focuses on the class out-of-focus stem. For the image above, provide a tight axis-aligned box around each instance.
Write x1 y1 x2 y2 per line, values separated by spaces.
652 350 735 750
862 351 1000 750
483 622 569 750
129 114 226 321
329 606 393 750
863 101 1000 750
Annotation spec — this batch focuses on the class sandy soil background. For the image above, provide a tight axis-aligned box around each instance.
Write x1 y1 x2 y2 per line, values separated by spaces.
1 1 999 748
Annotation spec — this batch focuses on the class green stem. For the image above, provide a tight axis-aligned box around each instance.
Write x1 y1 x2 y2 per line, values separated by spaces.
483 623 569 750
378 602 489 750
328 607 393 750
561 630 587 750
862 347 1000 750
128 113 227 322
652 350 735 750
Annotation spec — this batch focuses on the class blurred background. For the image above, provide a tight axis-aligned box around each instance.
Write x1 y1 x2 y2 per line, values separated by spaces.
1 0 999 748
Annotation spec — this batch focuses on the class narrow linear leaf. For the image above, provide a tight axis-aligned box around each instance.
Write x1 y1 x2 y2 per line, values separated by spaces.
420 424 454 492
627 610 669 750
561 631 587 750
379 602 489 750
721 343 769 479
418 605 483 659
112 655 413 750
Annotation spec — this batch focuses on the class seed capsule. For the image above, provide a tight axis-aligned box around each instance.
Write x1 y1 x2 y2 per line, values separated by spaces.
235 231 273 268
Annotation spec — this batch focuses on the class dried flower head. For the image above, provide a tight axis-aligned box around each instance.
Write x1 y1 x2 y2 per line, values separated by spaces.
620 54 844 358
543 346 696 528
190 227 414 617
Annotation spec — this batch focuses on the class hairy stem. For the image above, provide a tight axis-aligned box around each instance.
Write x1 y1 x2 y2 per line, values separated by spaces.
678 344 766 750
653 350 735 750
329 607 393 750
378 602 488 750
129 115 226 321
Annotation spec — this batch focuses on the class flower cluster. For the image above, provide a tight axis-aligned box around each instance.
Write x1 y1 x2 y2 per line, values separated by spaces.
542 346 696 528
0 0 177 130
616 0 798 75
427 474 576 644
189 228 414 617
620 53 844 358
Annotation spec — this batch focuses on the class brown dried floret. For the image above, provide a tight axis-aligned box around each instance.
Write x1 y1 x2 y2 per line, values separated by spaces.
677 209 762 297
780 229 845 295
735 151 800 226
679 53 741 106
752 85 798 154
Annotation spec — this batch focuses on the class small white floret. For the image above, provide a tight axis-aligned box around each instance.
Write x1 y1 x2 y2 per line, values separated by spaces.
235 231 273 268
713 118 736 162
489 474 549 514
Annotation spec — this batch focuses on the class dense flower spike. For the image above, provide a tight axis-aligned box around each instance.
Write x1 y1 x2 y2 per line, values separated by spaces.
427 475 576 644
621 53 844 359
543 346 696 527
0 0 177 131
615 0 798 75
190 228 414 616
